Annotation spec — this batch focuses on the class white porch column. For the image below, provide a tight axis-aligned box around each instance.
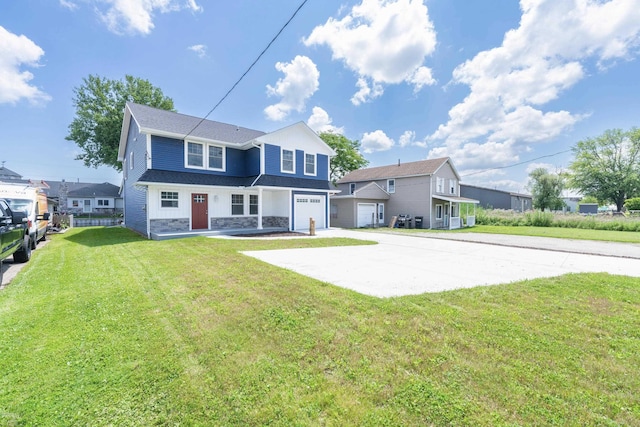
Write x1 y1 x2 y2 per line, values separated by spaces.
257 187 263 230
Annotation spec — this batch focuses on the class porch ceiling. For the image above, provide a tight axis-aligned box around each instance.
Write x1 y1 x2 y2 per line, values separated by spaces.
433 195 479 204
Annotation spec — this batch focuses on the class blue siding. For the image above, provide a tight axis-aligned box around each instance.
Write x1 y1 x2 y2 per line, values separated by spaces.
151 136 247 177
123 117 148 236
264 143 328 180
246 146 260 175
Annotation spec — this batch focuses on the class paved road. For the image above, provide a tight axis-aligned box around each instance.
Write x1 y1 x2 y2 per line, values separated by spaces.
242 229 640 297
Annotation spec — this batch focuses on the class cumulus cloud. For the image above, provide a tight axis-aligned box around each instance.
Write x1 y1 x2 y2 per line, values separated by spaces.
429 0 640 169
59 0 77 10
264 55 319 121
0 26 51 105
304 0 437 105
398 130 415 147
188 44 206 58
96 0 202 35
307 106 344 134
361 130 395 153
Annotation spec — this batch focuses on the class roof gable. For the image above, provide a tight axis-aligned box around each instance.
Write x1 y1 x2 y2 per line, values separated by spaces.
255 122 336 156
338 158 452 183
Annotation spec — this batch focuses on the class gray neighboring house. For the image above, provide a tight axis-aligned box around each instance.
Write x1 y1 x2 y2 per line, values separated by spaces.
331 158 479 229
43 181 123 214
460 184 532 212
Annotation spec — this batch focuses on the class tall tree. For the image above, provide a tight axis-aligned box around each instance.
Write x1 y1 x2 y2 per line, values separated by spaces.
528 168 565 211
569 128 640 212
318 132 369 183
67 75 175 171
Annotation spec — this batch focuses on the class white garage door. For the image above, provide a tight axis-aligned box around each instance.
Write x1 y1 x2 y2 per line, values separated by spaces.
357 203 376 228
294 195 325 231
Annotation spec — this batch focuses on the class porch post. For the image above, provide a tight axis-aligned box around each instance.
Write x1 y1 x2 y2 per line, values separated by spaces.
448 203 452 230
257 187 263 230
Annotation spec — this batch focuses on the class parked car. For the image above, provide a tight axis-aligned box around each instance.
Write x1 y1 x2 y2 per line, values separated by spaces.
0 183 50 249
0 199 31 284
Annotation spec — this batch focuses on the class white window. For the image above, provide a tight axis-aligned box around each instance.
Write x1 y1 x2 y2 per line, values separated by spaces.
436 177 445 193
349 183 356 194
97 199 110 207
249 194 258 215
436 204 443 220
378 204 384 222
231 194 244 215
72 200 79 208
161 191 179 208
281 149 295 173
387 179 395 193
304 153 316 175
186 142 204 168
449 179 457 195
208 145 225 170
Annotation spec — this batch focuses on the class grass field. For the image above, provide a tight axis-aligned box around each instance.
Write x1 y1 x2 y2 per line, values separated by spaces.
0 227 638 426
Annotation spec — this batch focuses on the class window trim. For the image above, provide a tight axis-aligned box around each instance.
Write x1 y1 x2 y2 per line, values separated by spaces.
97 199 110 207
281 148 295 174
249 194 259 215
435 204 443 220
436 177 445 193
449 179 457 195
387 179 395 193
207 144 226 172
185 141 205 170
231 194 244 216
160 191 179 208
349 183 356 195
378 203 384 222
304 153 316 176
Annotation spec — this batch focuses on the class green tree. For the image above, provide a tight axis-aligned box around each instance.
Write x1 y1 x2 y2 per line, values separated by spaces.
67 75 175 171
528 168 565 211
318 132 369 183
569 128 640 212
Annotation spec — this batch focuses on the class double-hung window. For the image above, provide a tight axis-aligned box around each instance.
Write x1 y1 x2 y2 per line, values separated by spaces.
187 142 204 168
435 204 443 220
349 183 356 194
436 177 445 193
161 191 179 208
231 194 244 215
249 194 259 215
387 179 395 193
304 153 316 175
449 179 457 195
281 149 294 173
208 145 224 170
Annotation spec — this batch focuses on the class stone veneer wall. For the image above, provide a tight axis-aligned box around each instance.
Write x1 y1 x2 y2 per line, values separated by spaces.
262 216 289 228
211 217 258 229
150 218 190 233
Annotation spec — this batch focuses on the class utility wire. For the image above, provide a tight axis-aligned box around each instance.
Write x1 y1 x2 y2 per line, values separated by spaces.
460 149 573 177
183 0 310 139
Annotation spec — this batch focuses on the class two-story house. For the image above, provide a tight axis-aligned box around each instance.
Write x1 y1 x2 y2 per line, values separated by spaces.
331 158 479 229
118 103 335 239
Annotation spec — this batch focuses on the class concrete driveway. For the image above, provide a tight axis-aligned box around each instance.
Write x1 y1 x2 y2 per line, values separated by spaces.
241 229 640 297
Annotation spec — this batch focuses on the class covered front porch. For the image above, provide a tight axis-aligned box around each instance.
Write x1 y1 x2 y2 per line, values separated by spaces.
431 195 480 230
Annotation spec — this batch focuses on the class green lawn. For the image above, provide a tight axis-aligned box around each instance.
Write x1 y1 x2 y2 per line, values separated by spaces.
387 224 640 243
1 227 638 426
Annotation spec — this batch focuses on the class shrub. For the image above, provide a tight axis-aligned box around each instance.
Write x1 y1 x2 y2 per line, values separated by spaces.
524 211 553 227
624 197 640 211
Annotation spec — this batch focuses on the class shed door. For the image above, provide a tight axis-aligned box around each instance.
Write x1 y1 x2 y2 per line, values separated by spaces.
294 195 325 231
191 193 208 230
357 203 376 228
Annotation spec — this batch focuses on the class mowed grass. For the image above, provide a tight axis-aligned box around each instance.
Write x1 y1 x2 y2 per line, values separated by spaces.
393 224 640 244
1 227 639 426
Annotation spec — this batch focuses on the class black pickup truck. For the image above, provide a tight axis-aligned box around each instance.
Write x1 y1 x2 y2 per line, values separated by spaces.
0 199 31 284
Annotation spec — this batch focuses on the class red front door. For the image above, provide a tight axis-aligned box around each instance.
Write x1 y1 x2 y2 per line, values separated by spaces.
191 193 208 230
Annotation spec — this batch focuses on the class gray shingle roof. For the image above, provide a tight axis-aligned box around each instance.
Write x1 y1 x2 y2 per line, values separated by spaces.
127 102 266 144
337 158 450 183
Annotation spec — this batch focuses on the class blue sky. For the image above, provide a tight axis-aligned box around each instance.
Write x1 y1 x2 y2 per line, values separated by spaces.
1 0 639 193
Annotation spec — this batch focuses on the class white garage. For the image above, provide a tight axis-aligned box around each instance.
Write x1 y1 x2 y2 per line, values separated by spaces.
357 203 377 228
294 195 326 231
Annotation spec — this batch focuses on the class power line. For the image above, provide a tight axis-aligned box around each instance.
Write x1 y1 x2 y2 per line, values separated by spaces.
183 0 310 139
460 149 572 177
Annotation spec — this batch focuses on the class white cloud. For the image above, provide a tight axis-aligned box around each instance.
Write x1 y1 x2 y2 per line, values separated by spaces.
97 0 202 35
59 0 78 10
398 130 415 147
429 0 640 170
304 0 437 104
307 106 344 134
361 130 395 153
264 55 319 121
188 44 206 58
0 26 51 105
